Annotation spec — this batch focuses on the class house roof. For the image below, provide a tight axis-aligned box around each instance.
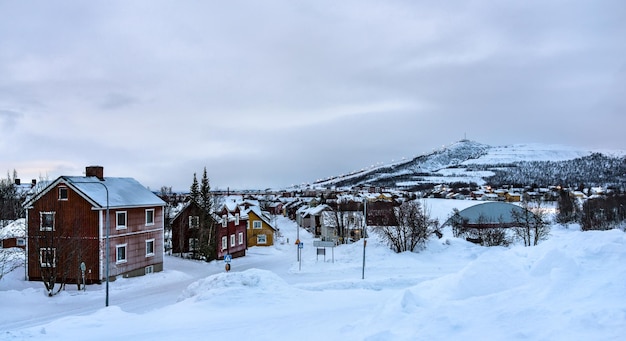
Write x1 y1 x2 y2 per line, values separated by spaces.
246 206 276 231
0 218 25 239
442 201 530 227
24 176 165 209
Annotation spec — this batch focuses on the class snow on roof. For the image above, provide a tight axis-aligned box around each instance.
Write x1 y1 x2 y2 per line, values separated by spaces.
63 176 165 208
442 201 528 226
24 176 164 209
0 218 25 239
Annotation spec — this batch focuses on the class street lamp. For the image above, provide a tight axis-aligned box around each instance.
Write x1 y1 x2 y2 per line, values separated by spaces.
69 179 110 307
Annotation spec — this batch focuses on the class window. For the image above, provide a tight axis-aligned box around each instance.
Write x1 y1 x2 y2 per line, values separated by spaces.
116 211 127 229
238 232 244 245
145 265 154 275
189 216 199 228
17 238 25 247
253 220 262 229
145 209 155 226
257 234 267 244
146 239 155 256
230 234 235 247
222 215 227 227
221 236 227 250
39 248 56 267
189 238 198 251
116 244 127 263
235 213 240 225
40 212 55 231
58 187 68 200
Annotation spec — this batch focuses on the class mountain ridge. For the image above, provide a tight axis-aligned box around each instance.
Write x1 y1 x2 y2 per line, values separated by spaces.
309 140 626 191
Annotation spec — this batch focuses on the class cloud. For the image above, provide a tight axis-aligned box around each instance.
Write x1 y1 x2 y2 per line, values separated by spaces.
0 0 625 190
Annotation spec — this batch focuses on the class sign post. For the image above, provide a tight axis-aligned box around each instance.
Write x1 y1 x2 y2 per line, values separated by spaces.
224 254 232 272
80 262 86 291
298 242 303 271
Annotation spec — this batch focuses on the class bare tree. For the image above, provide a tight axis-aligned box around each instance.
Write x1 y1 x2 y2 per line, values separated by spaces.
376 200 438 253
511 201 549 246
32 210 98 296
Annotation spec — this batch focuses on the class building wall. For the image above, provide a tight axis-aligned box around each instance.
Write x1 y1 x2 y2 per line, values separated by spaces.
27 183 101 284
217 219 247 259
106 206 164 279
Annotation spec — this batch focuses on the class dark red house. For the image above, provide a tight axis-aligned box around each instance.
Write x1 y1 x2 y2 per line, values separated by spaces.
216 202 247 260
23 166 165 287
170 200 206 258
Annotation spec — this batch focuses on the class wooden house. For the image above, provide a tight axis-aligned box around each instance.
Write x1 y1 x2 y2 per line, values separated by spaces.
170 200 205 257
245 206 278 247
216 202 247 259
23 166 165 285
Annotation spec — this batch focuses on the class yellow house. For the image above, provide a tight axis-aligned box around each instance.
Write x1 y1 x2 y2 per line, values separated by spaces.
246 207 278 247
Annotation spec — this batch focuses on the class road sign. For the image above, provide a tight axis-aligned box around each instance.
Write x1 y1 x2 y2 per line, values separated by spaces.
313 241 335 248
224 254 232 263
298 242 303 249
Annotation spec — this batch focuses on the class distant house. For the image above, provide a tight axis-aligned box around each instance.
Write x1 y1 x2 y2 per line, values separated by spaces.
297 204 332 237
23 166 165 284
365 200 398 227
245 206 278 247
0 218 26 249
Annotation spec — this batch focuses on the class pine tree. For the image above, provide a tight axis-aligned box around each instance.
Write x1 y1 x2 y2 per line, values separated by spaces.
190 173 199 204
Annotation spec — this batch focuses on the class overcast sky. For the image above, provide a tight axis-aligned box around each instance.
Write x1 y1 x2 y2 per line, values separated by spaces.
1 0 624 191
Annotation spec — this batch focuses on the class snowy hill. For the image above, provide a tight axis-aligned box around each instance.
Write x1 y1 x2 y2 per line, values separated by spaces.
311 140 626 190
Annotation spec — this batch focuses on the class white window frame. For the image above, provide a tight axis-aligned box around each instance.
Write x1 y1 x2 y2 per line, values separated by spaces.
39 248 56 267
145 265 154 274
17 238 26 247
40 212 55 231
145 209 155 226
222 215 227 227
58 187 68 200
238 232 244 245
253 220 262 229
221 236 227 250
116 211 127 230
189 238 198 251
235 213 240 225
116 244 128 263
146 239 155 257
257 234 267 244
230 234 236 247
189 216 199 228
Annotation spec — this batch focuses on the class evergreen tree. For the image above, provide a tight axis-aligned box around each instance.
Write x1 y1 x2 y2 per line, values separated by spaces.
198 167 216 261
189 173 199 204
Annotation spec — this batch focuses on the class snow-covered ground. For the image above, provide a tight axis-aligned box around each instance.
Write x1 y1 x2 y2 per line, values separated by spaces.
1 200 625 340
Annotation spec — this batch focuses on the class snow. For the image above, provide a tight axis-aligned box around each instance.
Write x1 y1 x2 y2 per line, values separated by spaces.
0 219 25 239
1 205 625 340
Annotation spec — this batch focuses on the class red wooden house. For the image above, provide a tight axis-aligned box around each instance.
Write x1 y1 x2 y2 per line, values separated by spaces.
216 202 247 260
170 200 207 258
23 166 165 285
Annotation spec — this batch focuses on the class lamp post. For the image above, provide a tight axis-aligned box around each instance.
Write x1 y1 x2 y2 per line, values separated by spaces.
70 179 109 307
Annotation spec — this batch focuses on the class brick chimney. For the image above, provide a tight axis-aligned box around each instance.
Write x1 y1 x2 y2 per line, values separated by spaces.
86 166 104 180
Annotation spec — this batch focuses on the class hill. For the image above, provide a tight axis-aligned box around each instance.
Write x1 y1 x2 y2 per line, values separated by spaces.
311 140 626 191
